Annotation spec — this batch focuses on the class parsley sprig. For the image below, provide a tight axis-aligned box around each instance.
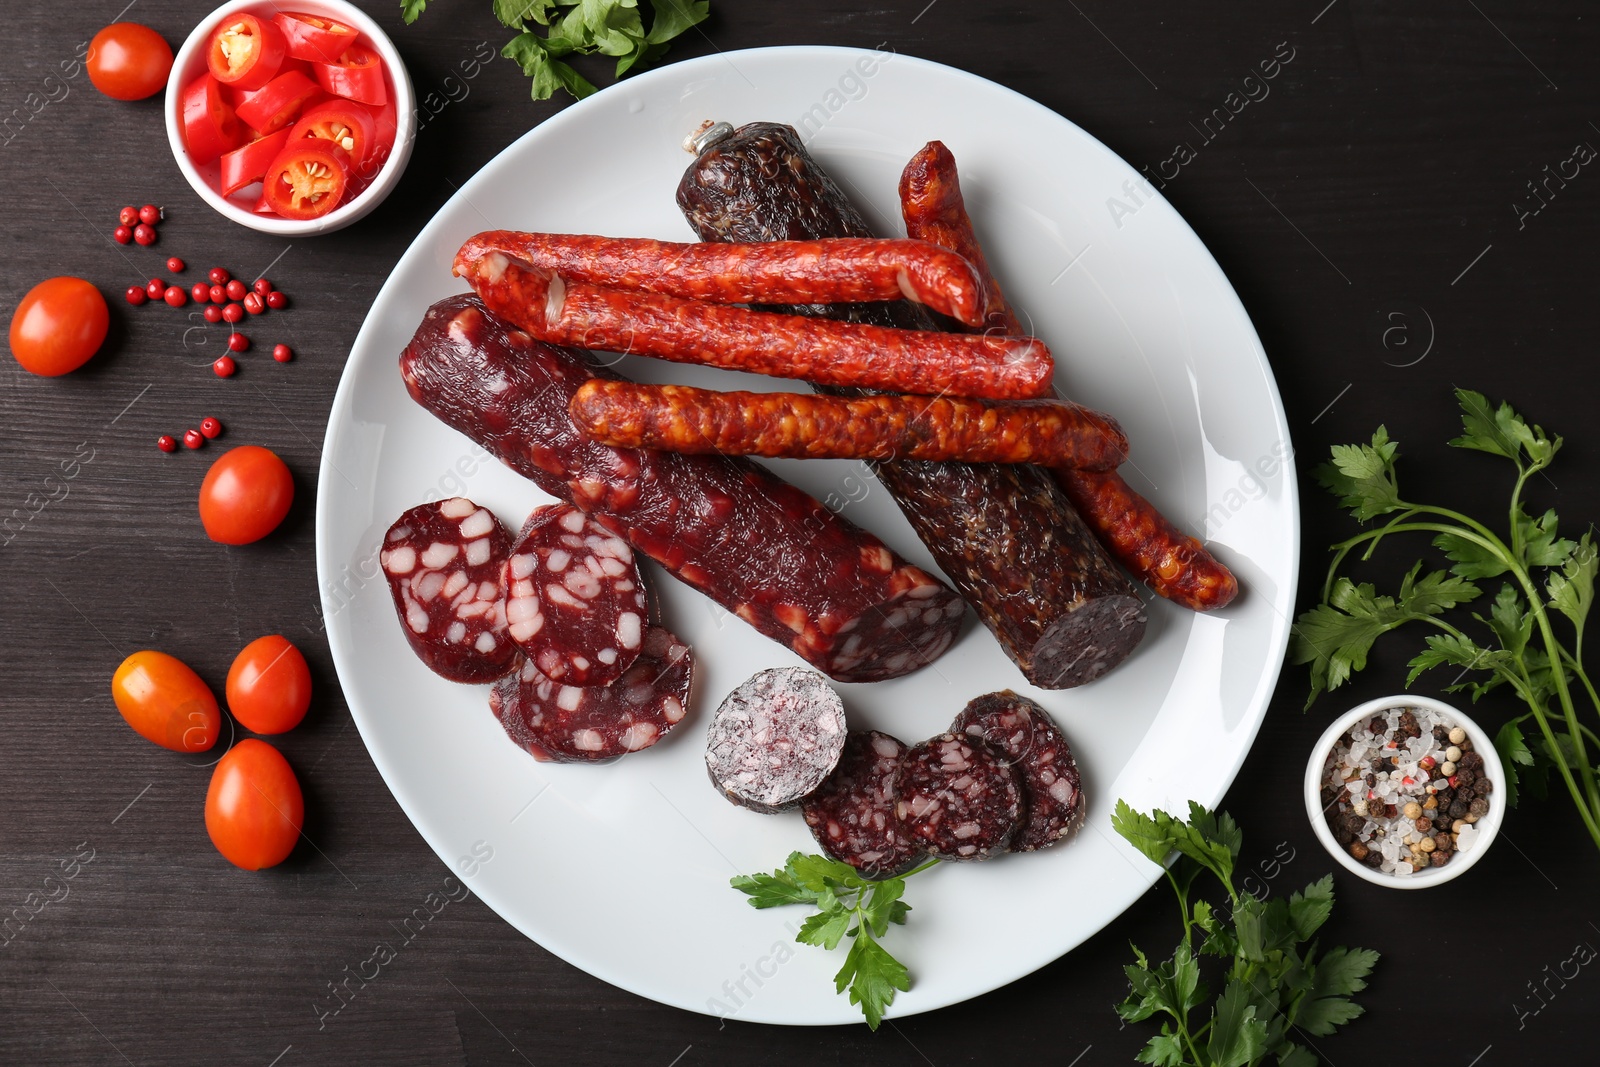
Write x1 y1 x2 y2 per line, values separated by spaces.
403 1 710 101
731 852 937 1029
1292 389 1600 849
1113 801 1378 1067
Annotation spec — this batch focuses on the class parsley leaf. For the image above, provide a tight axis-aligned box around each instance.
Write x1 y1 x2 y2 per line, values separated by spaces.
413 0 708 100
1117 802 1379 1065
1292 565 1480 704
1316 427 1402 520
731 852 930 1029
1451 387 1562 470
1207 980 1270 1067
1548 532 1597 634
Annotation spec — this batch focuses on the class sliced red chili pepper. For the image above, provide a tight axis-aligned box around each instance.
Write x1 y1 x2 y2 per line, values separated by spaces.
349 98 398 186
206 14 288 92
180 73 241 165
286 99 376 168
234 70 324 135
273 11 360 64
312 44 387 107
263 140 351 220
219 128 293 196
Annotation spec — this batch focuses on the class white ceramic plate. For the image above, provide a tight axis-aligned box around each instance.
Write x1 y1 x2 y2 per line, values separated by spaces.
317 46 1298 1025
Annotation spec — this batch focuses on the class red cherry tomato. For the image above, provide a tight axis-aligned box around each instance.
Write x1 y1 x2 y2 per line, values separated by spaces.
205 739 303 870
86 22 173 101
9 277 109 377
180 73 241 165
234 69 323 135
219 129 292 196
286 99 377 168
263 139 350 220
111 650 221 753
198 445 294 544
207 14 288 91
226 635 312 734
273 12 360 63
311 44 386 107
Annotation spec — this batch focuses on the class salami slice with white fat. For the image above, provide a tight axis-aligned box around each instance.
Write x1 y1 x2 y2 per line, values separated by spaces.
802 730 925 879
705 667 847 813
893 732 1021 861
381 498 516 683
952 691 1084 851
504 504 648 687
489 625 693 763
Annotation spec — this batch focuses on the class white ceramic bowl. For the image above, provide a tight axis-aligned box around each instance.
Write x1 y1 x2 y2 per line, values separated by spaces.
163 0 416 235
1304 694 1504 889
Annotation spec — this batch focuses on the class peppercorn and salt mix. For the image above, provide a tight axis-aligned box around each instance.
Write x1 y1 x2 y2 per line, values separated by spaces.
1320 705 1493 876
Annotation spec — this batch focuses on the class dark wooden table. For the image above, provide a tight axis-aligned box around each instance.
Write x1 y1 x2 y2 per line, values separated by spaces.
4 1 1595 1062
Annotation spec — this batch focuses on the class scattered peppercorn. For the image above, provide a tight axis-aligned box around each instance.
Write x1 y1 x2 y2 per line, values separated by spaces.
163 286 186 308
125 285 147 306
265 290 288 310
166 257 185 273
253 278 273 296
138 205 161 227
119 206 139 228
133 223 157 246
222 303 244 323
271 343 292 363
225 279 247 301
203 305 223 324
145 278 165 300
156 434 177 452
212 355 236 378
199 417 222 439
113 226 133 244
208 267 230 286
242 292 265 315
182 428 203 449
227 332 249 353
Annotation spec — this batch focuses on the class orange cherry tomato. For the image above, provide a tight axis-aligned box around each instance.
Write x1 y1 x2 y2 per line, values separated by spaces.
86 22 174 101
111 650 221 753
227 635 312 734
199 445 295 544
205 739 303 870
9 277 109 376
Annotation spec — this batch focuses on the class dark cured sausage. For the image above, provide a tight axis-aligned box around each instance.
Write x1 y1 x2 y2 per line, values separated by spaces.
452 243 1052 400
900 140 1238 612
455 231 989 327
677 121 1146 688
705 667 847 813
490 625 693 762
504 504 647 687
951 691 1084 852
568 379 1130 468
401 296 964 683
802 730 925 879
893 732 1021 861
380 498 517 683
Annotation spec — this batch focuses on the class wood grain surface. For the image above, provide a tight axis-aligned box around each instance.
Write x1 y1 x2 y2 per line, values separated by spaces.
3 1 1596 1063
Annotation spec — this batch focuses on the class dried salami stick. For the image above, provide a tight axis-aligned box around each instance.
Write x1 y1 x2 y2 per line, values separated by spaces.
678 122 1145 688
451 246 1053 400
900 140 1239 611
402 295 965 683
458 231 989 327
568 380 1129 468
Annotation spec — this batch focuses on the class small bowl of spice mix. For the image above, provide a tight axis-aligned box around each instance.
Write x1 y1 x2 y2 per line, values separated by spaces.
1304 695 1504 888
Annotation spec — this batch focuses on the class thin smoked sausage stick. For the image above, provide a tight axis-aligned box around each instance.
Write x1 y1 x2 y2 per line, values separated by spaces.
568 379 1130 468
899 140 1239 611
457 231 990 327
451 244 1053 400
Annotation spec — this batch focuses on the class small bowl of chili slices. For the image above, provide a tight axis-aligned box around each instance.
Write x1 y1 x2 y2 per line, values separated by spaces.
164 0 416 235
